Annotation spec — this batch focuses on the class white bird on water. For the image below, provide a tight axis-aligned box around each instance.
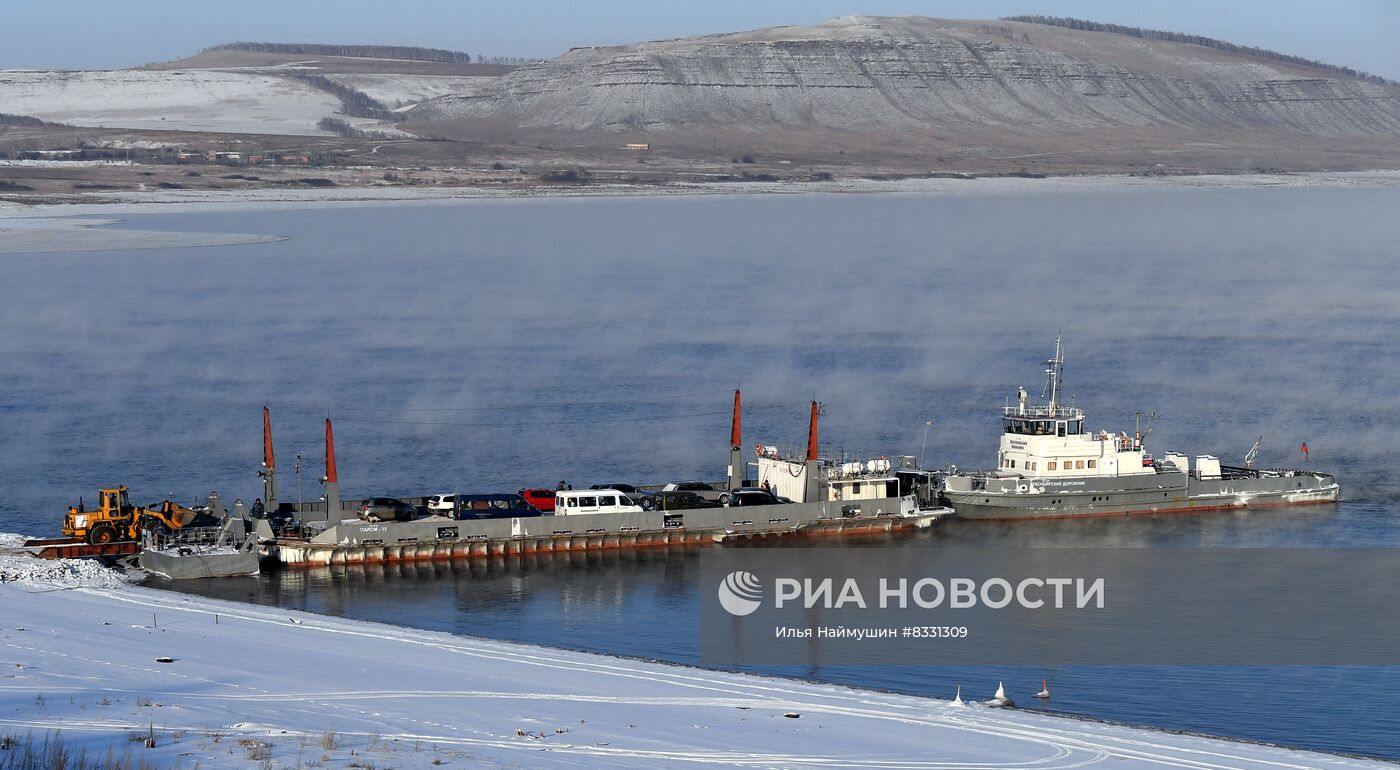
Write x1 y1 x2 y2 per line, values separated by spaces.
1035 679 1050 699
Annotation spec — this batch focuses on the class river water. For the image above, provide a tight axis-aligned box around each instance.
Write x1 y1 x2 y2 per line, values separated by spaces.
4 181 1399 758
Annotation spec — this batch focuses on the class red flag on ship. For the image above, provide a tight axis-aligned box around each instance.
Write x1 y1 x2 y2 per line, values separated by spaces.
1301 442 1310 462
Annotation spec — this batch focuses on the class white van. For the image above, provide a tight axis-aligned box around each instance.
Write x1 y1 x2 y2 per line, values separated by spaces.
554 490 645 516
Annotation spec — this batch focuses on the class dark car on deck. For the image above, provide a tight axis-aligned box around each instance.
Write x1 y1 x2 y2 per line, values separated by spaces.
454 493 543 520
357 497 419 522
724 488 790 507
653 490 722 511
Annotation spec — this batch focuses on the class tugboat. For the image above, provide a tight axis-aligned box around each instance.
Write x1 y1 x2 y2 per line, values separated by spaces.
939 338 1340 520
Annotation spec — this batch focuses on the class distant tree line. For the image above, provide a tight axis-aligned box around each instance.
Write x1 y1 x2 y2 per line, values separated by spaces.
289 73 396 121
0 113 50 127
1002 16 1398 86
316 117 356 136
203 42 472 63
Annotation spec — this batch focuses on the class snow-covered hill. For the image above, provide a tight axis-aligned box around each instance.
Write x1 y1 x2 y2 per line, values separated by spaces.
0 69 343 135
405 15 1400 143
0 58 501 136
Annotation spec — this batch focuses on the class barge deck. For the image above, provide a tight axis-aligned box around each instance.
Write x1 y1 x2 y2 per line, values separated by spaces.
272 499 950 567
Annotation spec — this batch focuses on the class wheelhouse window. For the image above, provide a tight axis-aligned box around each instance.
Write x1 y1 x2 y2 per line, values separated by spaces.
1087 460 1097 469
1075 460 1085 469
1047 461 1058 471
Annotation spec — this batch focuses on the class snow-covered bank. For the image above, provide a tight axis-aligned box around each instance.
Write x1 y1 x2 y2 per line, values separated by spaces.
0 552 132 589
0 556 1385 769
3 170 1399 221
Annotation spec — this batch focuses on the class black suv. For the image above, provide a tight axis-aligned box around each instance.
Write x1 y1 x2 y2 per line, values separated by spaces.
725 488 789 507
653 490 722 511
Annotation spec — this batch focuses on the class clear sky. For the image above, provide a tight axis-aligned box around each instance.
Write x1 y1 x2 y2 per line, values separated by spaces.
3 0 1397 79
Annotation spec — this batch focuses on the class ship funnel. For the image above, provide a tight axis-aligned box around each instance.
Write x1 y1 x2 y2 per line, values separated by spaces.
730 390 742 449
260 406 278 510
262 406 276 470
728 390 744 490
324 418 338 484
803 400 821 503
322 418 340 523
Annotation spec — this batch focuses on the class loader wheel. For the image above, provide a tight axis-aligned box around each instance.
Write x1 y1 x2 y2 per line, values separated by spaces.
88 524 117 545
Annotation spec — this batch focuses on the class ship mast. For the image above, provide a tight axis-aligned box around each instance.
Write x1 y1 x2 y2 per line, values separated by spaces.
1045 335 1064 415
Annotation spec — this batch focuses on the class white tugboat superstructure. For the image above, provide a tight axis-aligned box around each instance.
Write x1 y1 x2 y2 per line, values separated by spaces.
940 338 1340 520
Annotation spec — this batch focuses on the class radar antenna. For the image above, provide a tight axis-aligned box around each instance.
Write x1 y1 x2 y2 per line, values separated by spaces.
1042 334 1064 413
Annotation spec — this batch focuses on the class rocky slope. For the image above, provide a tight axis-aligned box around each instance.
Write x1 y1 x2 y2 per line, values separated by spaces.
404 16 1400 165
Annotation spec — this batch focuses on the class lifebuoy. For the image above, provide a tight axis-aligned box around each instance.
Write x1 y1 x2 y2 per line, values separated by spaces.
755 443 766 458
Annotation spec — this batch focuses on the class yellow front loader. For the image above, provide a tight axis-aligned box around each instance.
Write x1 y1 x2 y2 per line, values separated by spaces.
62 486 199 544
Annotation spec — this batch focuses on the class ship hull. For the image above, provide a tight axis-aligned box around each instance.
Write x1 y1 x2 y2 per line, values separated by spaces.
140 546 260 579
274 496 953 567
942 468 1339 521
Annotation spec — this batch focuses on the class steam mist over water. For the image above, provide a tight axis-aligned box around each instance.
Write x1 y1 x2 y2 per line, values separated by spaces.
5 184 1400 757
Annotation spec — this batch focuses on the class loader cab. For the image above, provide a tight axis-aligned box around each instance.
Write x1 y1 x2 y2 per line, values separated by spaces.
104 487 132 513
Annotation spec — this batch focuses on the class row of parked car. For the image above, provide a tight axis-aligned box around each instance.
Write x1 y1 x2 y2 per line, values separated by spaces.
355 481 792 523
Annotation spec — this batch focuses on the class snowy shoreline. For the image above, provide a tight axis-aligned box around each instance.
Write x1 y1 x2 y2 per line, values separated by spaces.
3 170 1399 219
0 548 1389 769
3 170 1397 256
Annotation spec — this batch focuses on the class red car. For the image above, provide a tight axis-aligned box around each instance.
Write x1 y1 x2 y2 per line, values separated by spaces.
519 488 556 512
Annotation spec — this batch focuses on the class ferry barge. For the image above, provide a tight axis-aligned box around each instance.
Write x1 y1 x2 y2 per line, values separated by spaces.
263 398 952 568
939 338 1340 520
